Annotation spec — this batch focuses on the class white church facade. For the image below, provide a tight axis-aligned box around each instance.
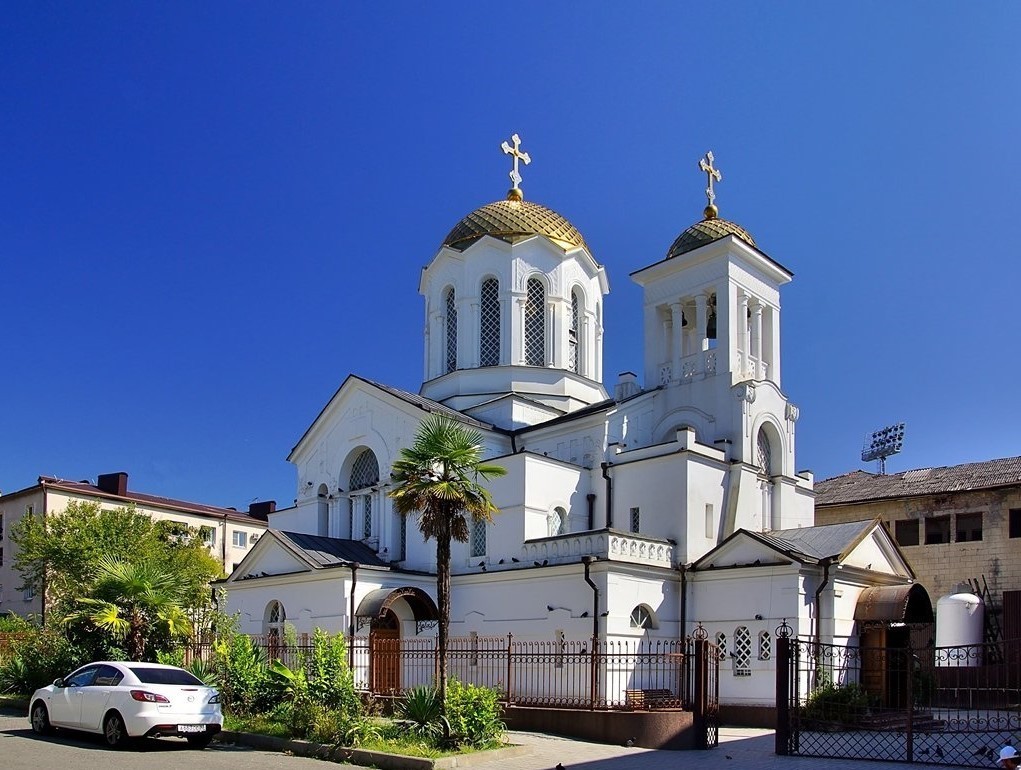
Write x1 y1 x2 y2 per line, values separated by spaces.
223 141 920 719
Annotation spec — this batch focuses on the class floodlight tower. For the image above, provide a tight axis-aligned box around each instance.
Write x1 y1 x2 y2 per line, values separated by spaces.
861 423 906 475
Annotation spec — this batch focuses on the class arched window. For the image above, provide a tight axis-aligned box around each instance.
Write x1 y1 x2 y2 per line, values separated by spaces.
445 286 457 373
758 630 772 661
715 631 728 661
568 290 581 374
733 626 752 676
756 427 773 476
629 604 658 629
548 507 568 537
350 449 380 539
479 278 500 367
265 600 286 655
525 277 546 366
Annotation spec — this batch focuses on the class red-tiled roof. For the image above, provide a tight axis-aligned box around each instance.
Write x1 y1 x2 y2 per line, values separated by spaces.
815 456 1021 506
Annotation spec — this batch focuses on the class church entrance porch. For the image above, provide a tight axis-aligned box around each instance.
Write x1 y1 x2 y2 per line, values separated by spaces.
369 609 401 693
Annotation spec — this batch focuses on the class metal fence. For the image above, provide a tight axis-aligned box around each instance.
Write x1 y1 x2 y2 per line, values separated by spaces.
776 635 1021 768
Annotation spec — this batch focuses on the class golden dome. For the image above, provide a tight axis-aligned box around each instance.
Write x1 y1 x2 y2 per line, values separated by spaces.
443 197 586 252
666 214 756 260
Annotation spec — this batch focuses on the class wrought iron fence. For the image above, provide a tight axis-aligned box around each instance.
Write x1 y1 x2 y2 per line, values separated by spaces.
776 634 1021 768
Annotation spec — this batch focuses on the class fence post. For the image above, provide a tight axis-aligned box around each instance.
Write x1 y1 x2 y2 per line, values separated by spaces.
590 635 599 710
505 633 514 705
905 644 914 763
775 635 791 755
693 638 707 749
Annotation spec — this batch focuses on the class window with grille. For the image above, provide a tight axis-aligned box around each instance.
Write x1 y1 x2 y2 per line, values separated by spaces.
569 290 581 373
479 278 500 366
350 449 380 539
265 600 286 645
715 632 727 661
630 605 655 629
398 515 407 561
444 286 457 373
548 507 567 537
630 506 640 533
756 428 772 476
525 278 545 366
733 627 752 676
758 630 772 660
470 517 486 557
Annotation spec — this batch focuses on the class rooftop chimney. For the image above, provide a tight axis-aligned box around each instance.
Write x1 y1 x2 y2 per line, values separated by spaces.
248 500 277 521
613 371 640 402
96 472 128 497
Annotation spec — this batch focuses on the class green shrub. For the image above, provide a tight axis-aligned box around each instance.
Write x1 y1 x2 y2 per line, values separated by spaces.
305 628 358 712
212 630 275 715
802 680 876 725
0 626 85 694
444 679 505 748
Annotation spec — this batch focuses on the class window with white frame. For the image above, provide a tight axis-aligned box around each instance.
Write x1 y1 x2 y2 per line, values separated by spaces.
444 286 457 373
232 531 248 548
200 526 216 547
470 517 486 557
349 449 380 539
758 630 772 660
630 604 657 629
265 600 286 641
524 277 546 366
24 586 34 601
479 278 500 367
733 626 752 676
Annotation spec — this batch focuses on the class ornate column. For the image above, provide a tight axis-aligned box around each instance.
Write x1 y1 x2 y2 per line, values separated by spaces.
669 301 684 382
515 296 527 365
695 294 709 354
738 291 750 378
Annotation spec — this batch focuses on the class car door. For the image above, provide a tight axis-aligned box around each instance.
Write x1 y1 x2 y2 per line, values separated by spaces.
78 664 123 732
48 665 99 728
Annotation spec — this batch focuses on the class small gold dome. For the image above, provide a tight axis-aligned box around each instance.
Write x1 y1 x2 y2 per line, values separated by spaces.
666 216 756 260
443 198 586 252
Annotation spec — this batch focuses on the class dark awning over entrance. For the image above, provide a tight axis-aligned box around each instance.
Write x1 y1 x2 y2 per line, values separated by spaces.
355 587 439 623
854 583 933 624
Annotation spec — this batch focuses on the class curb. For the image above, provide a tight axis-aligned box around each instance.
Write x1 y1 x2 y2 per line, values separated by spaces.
215 730 530 769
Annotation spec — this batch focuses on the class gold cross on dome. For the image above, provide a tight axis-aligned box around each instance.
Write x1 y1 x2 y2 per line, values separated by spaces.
699 150 722 208
501 133 531 192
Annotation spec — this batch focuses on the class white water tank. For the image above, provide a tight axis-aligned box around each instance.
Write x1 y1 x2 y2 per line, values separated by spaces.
935 591 984 667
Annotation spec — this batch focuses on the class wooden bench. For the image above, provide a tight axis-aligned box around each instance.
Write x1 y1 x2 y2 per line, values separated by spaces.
624 688 676 710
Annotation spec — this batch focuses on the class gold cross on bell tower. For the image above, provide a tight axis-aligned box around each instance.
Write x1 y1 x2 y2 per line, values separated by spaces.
699 150 722 219
501 133 531 201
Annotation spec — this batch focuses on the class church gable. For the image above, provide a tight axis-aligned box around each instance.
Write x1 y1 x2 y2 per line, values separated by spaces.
839 521 913 578
692 531 798 570
226 531 312 581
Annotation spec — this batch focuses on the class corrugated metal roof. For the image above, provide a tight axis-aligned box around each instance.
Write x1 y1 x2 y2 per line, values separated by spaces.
816 456 1021 506
276 531 390 569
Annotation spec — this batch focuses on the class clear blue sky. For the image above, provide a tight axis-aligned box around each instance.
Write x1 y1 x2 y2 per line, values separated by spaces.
3 3 1019 509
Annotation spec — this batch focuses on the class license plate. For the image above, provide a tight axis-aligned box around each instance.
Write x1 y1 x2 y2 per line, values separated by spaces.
178 725 205 733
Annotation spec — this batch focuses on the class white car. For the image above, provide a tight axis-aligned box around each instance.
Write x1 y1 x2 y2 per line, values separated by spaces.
28 661 222 749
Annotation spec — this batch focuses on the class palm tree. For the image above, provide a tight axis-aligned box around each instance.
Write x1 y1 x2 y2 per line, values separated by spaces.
63 556 193 661
389 415 506 705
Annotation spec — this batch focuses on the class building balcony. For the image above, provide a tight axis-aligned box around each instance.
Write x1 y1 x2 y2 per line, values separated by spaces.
522 528 675 568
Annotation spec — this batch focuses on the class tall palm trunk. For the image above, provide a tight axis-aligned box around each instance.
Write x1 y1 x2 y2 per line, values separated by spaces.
436 507 451 707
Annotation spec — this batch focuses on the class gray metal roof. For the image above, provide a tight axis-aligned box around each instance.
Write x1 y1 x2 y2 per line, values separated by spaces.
816 456 1021 506
757 520 875 561
276 531 390 569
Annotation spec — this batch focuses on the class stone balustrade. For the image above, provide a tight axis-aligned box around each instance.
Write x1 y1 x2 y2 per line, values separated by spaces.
522 529 675 568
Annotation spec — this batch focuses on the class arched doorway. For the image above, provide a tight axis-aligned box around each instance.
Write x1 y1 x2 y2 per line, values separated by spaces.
356 587 439 694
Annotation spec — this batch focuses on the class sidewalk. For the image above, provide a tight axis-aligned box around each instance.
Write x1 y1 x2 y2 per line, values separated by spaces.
481 727 954 770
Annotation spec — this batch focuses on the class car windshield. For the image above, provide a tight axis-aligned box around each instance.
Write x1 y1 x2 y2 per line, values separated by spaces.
128 667 204 686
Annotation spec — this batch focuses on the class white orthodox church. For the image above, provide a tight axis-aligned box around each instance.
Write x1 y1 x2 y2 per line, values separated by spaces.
223 140 920 718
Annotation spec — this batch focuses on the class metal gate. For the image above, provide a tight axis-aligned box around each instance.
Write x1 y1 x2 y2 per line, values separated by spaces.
776 634 1021 767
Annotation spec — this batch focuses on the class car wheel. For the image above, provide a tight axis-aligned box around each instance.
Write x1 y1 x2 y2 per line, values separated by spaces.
186 733 213 749
103 712 130 748
30 701 51 735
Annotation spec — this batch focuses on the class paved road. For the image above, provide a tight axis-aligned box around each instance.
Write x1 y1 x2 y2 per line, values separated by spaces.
0 707 956 770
